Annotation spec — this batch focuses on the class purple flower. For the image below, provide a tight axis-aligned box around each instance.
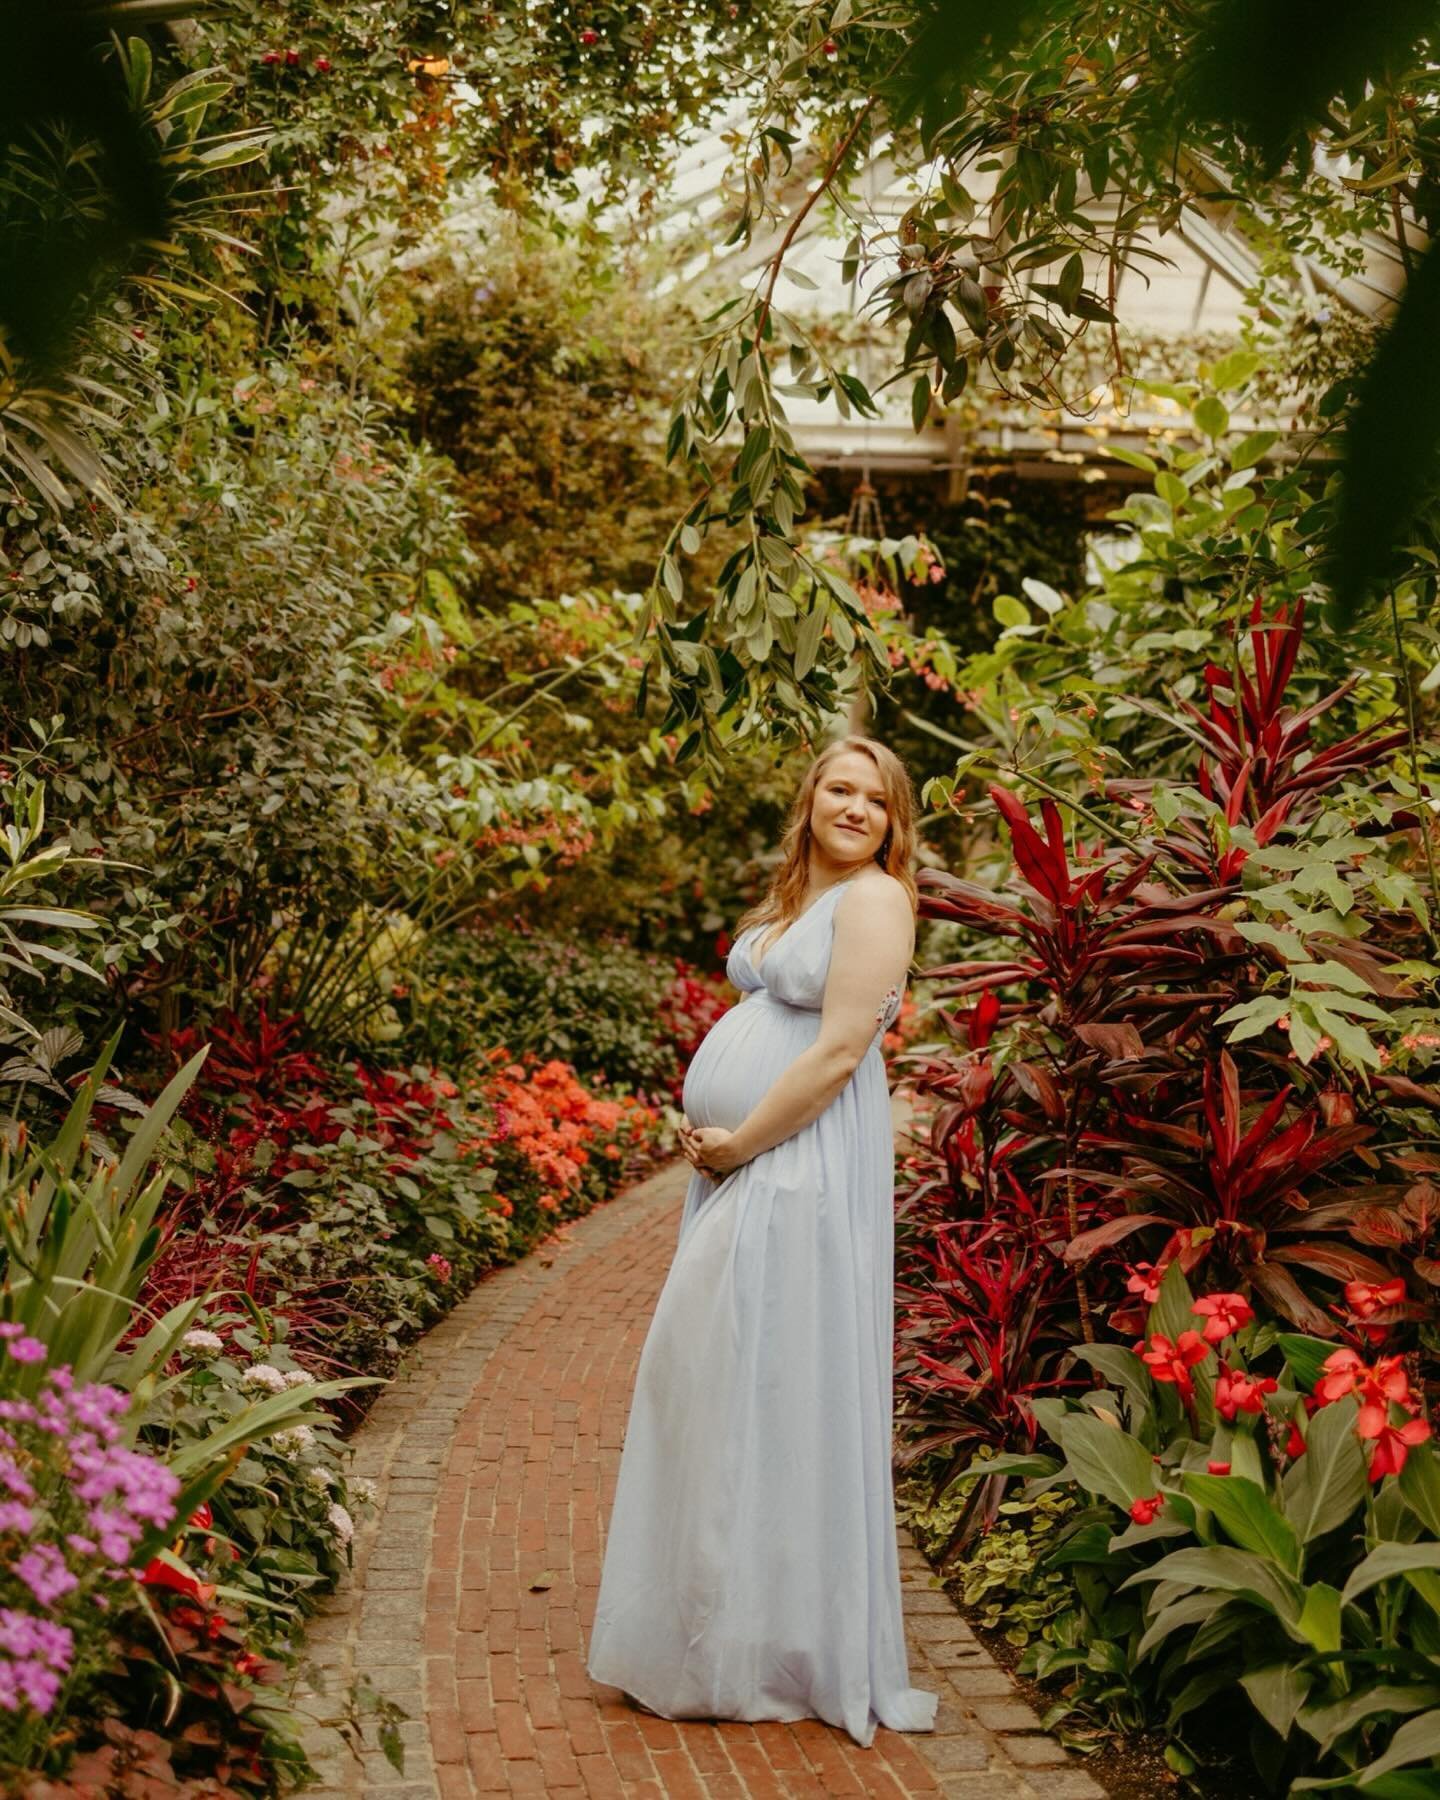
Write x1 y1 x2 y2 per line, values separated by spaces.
6 1338 45 1365
0 1459 34 1502
0 1608 73 1716
0 1323 23 1341
16 1545 78 1607
0 1501 34 1533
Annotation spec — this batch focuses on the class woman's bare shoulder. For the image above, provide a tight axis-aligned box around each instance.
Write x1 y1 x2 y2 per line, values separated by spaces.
835 870 914 933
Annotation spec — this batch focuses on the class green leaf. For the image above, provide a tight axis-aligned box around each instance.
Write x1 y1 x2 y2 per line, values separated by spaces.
1296 1582 1343 1656
1278 1334 1336 1394
1179 1474 1301 1573
1193 395 1230 439
1122 1545 1303 1625
1210 349 1263 391
1055 1413 1156 1510
1230 430 1279 470
1021 577 1065 615
911 375 931 434
1345 1707 1440 1787
1282 1397 1368 1542
1399 1444 1440 1536
1241 1663 1313 1741
1343 1543 1440 1607
1300 1686 1440 1757
793 602 827 681
993 594 1030 630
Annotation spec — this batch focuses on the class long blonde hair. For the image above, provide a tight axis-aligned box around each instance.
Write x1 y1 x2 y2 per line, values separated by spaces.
737 735 918 935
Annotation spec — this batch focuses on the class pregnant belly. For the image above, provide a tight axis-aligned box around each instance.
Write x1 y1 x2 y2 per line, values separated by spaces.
681 994 820 1132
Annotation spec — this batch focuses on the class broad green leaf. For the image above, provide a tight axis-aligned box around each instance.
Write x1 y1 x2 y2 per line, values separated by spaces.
1399 1447 1440 1536
1343 1543 1440 1607
1071 1343 1152 1421
1134 1590 1225 1664
1056 1412 1156 1510
1278 1334 1336 1394
1283 1396 1368 1541
1179 1474 1301 1573
1346 1707 1440 1787
1193 395 1229 438
1300 1686 1440 1755
1296 1582 1343 1656
1210 349 1263 391
1122 1545 1304 1625
1241 1663 1313 1741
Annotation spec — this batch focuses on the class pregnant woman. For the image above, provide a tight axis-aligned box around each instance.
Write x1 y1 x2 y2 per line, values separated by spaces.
586 733 938 1748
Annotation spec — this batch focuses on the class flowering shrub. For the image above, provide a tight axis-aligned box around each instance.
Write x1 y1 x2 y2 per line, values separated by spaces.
987 1264 1440 1786
407 921 730 1103
895 604 1437 1544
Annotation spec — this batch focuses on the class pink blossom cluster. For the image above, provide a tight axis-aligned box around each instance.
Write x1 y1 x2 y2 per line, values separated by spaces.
0 1328 180 1717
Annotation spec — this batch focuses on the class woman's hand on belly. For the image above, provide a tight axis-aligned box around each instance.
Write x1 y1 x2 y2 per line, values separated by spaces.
678 1119 746 1176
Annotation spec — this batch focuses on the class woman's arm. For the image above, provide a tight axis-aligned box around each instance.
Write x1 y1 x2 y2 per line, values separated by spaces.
687 877 914 1173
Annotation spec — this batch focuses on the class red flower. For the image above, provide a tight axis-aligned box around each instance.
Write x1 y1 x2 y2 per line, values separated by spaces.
284 48 300 66
1124 1262 1163 1304
1206 1460 1231 1476
579 26 599 44
261 50 282 64
1139 1330 1210 1403
1343 1278 1407 1344
1129 1494 1164 1525
314 55 332 71
1362 1414 1431 1482
1215 1363 1277 1422
1284 1421 1307 1459
1192 1293 1254 1345
141 1558 216 1604
1316 1349 1413 1412
187 1503 213 1530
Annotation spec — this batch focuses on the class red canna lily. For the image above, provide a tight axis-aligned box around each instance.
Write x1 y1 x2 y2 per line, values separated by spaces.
1215 1363 1277 1421
1284 1420 1307 1459
1192 1292 1254 1344
141 1558 217 1604
1206 1460 1232 1475
1362 1414 1431 1482
1129 1494 1165 1525
1316 1349 1414 1412
1139 1330 1210 1404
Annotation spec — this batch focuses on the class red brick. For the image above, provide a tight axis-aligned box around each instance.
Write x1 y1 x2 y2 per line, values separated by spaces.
493 1700 534 1761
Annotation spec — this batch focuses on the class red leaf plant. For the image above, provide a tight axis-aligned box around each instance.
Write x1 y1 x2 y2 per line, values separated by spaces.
895 601 1431 1520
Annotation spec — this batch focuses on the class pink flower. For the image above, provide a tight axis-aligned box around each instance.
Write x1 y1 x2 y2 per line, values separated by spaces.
6 1338 44 1365
1215 1364 1277 1422
426 1253 453 1283
1192 1293 1254 1345
15 1545 77 1607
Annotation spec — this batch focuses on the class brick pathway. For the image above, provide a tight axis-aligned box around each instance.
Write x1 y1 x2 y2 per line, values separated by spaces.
299 1159 1105 1799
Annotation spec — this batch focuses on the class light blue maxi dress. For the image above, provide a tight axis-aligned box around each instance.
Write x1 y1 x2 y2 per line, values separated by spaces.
586 879 938 1747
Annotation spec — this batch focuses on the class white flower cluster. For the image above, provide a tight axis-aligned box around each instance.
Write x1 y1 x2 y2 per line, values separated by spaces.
283 1368 314 1390
239 1363 287 1395
270 1424 315 1458
326 1501 355 1546
181 1329 225 1356
304 1466 334 1495
349 1477 378 1507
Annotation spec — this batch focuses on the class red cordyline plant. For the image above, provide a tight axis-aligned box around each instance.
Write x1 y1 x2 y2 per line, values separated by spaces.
895 603 1431 1529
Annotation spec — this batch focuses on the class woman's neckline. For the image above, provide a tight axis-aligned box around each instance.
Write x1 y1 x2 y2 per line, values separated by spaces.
751 869 864 975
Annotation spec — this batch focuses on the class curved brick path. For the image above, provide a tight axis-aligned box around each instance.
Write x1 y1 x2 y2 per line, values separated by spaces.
299 1157 1105 1800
